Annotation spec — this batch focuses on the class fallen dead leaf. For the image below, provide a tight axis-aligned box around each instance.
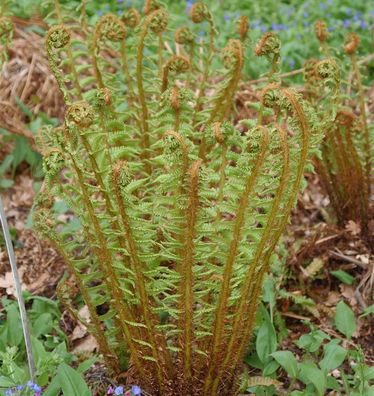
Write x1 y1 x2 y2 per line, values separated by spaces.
0 268 27 297
72 334 98 354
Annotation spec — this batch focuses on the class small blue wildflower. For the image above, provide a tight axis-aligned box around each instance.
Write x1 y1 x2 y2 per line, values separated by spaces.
97 10 104 16
224 14 230 21
271 22 278 30
117 0 124 3
353 12 362 21
319 2 327 10
33 384 42 393
16 385 24 390
345 8 352 15
131 385 142 395
327 26 334 32
327 0 332 3
360 20 368 29
288 58 295 68
303 21 310 27
114 386 124 395
303 11 309 18
107 386 114 395
27 381 36 388
260 25 267 33
343 19 350 28
278 24 288 31
5 389 13 396
186 0 193 13
198 30 205 37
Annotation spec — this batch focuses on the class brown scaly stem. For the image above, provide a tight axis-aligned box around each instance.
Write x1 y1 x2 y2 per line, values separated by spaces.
53 0 83 100
53 242 119 373
202 127 269 394
112 162 172 391
178 159 202 388
34 185 120 373
67 152 147 380
350 53 371 199
120 40 135 106
136 9 168 174
344 123 369 231
210 125 290 394
192 17 216 128
228 88 311 385
198 39 243 159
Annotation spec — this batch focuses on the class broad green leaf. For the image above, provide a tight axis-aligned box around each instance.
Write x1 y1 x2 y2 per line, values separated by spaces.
362 366 374 381
335 301 356 339
56 363 91 396
360 304 374 318
331 270 355 285
263 359 279 376
31 336 48 367
43 373 62 396
256 307 277 363
0 376 16 387
298 361 326 396
271 351 299 378
77 357 97 374
319 340 347 372
5 304 23 347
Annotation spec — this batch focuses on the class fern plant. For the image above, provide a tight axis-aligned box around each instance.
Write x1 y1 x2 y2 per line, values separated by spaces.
304 22 373 239
33 2 321 394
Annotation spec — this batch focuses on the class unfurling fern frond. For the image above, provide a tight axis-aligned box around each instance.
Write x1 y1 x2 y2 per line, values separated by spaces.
34 2 322 395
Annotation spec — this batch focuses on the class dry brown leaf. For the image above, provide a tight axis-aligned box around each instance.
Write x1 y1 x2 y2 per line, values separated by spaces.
72 334 98 354
0 268 26 296
345 220 361 236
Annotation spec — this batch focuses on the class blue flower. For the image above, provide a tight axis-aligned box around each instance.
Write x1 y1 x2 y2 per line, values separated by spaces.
353 12 362 21
303 11 309 18
359 20 368 29
186 0 194 12
97 10 104 16
345 8 352 15
33 384 42 393
260 25 267 33
303 21 310 27
224 14 230 21
288 58 295 68
117 0 124 2
319 2 327 10
271 22 278 30
343 19 350 28
327 26 334 32
16 385 24 390
5 389 13 396
131 385 142 395
114 386 124 395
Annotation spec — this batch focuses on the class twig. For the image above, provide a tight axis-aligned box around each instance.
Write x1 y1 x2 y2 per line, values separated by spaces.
0 197 36 381
329 248 368 269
